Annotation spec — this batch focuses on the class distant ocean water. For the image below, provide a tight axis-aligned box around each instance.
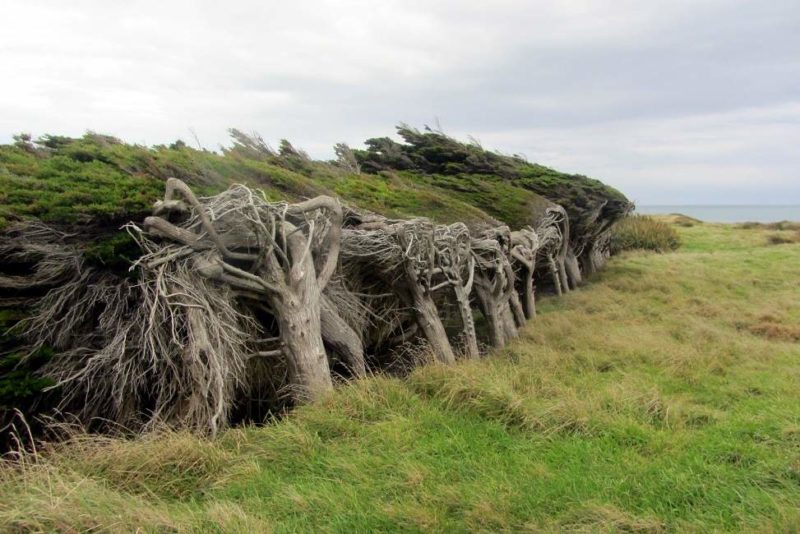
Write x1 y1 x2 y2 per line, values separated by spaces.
636 205 800 223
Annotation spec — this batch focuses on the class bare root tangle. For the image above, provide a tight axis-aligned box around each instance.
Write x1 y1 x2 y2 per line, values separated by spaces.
341 212 456 363
0 223 258 435
471 226 519 348
139 178 353 402
0 222 81 294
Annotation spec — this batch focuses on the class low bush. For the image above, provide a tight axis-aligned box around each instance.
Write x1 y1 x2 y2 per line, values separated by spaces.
611 215 681 254
739 221 800 231
766 232 800 245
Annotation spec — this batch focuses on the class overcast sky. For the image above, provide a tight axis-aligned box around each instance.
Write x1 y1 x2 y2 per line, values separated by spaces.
1 0 798 205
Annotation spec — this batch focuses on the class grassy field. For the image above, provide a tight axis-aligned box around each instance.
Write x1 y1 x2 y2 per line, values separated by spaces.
1 219 799 532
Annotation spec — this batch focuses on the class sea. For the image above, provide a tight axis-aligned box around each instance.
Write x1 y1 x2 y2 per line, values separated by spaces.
636 205 800 223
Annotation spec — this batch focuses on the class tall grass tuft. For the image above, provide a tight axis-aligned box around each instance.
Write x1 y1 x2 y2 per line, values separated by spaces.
611 215 681 253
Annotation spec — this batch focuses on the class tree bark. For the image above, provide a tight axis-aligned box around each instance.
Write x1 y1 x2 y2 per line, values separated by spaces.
475 284 506 349
548 254 563 297
453 283 480 359
564 247 582 290
406 282 456 364
276 295 332 401
276 226 335 400
500 302 519 341
520 269 535 319
320 294 366 377
509 291 526 328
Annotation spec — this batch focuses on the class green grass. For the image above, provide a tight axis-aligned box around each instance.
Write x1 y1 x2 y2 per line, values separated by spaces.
2 221 799 532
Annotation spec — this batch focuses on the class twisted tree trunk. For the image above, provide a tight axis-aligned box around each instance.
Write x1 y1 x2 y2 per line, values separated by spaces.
475 284 507 348
564 248 582 290
276 223 334 398
509 292 526 328
143 179 348 402
396 228 456 364
453 281 480 359
472 228 518 349
511 228 539 320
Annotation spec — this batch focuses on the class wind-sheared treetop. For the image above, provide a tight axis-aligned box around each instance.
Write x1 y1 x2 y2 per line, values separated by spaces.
356 125 633 275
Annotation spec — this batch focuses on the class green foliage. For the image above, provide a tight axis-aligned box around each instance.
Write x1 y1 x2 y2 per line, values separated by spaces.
0 130 511 231
409 172 553 227
0 134 166 229
356 125 519 178
84 231 141 272
0 309 54 420
330 172 492 224
611 214 681 253
0 126 634 235
356 125 633 241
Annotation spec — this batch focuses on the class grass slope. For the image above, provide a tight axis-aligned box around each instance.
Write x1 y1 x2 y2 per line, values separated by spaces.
2 221 800 532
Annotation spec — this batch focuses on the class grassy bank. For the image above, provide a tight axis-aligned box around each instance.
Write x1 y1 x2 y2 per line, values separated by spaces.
2 220 799 532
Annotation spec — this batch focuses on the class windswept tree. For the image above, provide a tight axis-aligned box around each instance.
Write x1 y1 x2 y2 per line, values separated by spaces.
140 178 349 401
354 124 633 283
333 142 361 174
471 227 519 348
510 226 540 319
341 215 456 364
432 223 479 359
534 206 570 296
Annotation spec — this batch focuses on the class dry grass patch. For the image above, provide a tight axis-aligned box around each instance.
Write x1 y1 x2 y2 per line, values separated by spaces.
748 322 800 342
44 428 253 500
556 503 666 533
0 464 188 532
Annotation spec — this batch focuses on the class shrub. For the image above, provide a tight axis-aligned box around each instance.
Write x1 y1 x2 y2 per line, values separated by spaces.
739 221 800 232
766 232 800 245
610 215 681 254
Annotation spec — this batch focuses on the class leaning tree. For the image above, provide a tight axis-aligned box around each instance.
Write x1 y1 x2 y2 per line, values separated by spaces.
510 226 540 320
341 215 458 364
432 222 479 359
3 180 366 434
471 227 519 348
533 206 570 296
139 178 358 402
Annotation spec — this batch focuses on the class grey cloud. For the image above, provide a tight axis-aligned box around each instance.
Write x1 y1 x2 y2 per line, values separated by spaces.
0 0 798 204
